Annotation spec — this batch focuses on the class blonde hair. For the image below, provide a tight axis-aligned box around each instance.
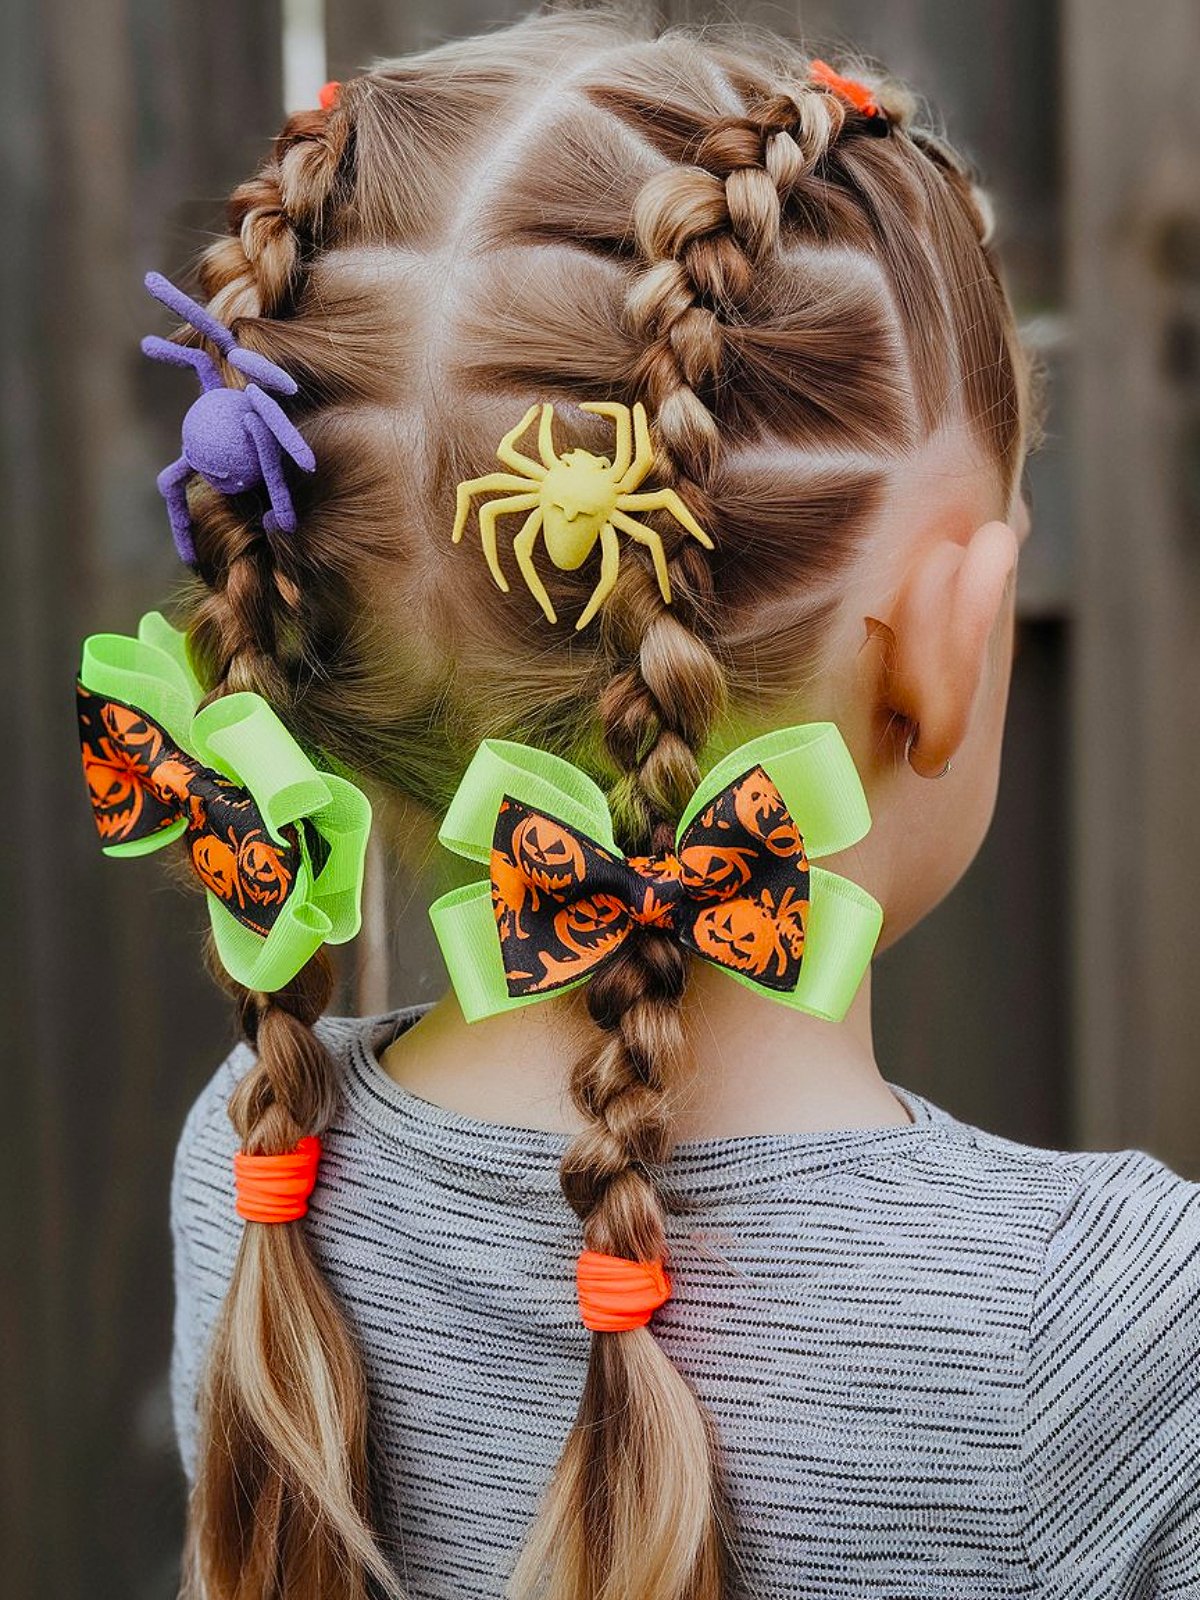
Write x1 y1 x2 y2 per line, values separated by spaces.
174 9 1037 1598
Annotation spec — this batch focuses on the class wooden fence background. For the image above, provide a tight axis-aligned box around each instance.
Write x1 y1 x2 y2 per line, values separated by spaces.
2 0 1196 1593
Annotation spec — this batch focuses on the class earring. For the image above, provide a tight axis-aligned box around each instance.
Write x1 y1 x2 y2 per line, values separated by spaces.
904 723 952 779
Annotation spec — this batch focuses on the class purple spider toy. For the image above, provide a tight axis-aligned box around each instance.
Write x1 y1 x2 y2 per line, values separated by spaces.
141 270 316 566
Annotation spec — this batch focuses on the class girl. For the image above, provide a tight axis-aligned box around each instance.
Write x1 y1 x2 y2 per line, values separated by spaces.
89 8 1199 1598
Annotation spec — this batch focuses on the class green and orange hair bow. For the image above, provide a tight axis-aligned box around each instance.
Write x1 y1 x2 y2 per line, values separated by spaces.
76 612 371 992
429 723 883 1023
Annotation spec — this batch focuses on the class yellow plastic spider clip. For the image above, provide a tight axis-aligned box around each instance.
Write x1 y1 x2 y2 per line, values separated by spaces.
451 400 715 631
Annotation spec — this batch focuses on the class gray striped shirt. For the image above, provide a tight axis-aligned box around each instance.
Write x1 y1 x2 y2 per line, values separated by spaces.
171 1005 1200 1597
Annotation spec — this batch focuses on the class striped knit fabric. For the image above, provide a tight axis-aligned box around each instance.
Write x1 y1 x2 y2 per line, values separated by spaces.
170 1005 1200 1598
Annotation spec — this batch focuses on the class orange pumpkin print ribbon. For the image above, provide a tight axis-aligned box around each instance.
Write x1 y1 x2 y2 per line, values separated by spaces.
76 682 321 938
490 763 810 996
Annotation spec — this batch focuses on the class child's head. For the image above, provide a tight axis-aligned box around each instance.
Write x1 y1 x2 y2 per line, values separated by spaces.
172 10 1039 1597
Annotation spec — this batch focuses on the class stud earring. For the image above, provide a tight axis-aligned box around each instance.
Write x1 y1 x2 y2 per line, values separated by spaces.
904 723 952 779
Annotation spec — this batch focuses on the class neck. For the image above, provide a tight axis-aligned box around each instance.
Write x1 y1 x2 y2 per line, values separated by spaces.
379 960 914 1139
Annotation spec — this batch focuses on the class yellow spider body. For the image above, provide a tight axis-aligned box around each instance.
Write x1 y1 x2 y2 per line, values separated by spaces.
452 400 715 631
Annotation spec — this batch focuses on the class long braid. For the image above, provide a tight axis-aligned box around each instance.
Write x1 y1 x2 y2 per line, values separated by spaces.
508 83 858 1600
177 88 403 1600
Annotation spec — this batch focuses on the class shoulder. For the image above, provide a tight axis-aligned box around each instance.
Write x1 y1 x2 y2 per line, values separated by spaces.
907 1103 1200 1579
1025 1140 1200 1399
900 1091 1200 1231
1017 1138 1200 1581
1036 1142 1200 1300
914 1102 1200 1337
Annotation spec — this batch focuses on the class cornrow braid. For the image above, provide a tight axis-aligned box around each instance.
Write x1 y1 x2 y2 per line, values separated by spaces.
506 83 870 1600
625 86 849 477
201 105 352 325
176 88 403 1600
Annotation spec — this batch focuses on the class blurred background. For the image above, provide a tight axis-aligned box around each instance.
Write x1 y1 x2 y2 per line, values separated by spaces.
3 0 1198 1593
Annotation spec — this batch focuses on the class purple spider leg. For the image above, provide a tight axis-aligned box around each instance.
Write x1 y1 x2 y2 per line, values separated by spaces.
247 386 316 472
141 335 226 392
243 412 299 535
227 346 300 396
144 271 237 354
156 457 198 565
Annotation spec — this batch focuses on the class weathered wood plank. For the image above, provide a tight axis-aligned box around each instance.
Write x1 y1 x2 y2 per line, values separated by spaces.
0 0 283 1592
1065 0 1200 1166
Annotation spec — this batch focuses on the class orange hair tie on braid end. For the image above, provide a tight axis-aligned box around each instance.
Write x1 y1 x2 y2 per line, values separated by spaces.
576 1249 673 1332
233 1135 322 1223
809 58 884 122
317 80 341 111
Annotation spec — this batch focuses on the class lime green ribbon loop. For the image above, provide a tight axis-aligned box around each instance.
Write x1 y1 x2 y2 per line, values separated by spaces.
429 722 882 1023
77 612 371 993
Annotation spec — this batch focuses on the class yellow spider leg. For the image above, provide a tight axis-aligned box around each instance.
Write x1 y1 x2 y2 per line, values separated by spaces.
452 474 536 542
610 509 673 605
476 492 541 593
535 403 564 472
494 404 547 478
511 507 556 623
574 521 622 631
580 402 632 479
616 488 715 549
614 402 654 494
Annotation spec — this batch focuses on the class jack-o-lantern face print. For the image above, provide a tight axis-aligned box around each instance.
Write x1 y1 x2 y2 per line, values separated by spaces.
152 756 194 802
238 834 293 906
77 682 305 938
491 795 633 993
677 842 757 899
192 830 241 902
733 769 804 858
512 814 587 894
691 885 808 981
77 685 179 845
101 700 164 769
82 746 145 839
184 795 302 934
189 815 300 933
556 893 626 958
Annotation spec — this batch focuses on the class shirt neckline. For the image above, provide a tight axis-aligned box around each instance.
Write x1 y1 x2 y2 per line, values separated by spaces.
342 1003 948 1204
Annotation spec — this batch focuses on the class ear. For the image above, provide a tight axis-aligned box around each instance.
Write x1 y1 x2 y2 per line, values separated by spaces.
878 520 1019 775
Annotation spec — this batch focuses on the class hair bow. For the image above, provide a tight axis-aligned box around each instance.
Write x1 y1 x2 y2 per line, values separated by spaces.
76 612 370 992
428 724 882 1023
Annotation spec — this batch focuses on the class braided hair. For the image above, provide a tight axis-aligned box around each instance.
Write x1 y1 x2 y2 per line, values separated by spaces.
177 97 402 1600
168 12 1035 1599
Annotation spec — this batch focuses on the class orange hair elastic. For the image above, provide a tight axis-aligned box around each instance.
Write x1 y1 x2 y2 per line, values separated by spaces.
576 1249 673 1332
233 1135 322 1223
809 58 884 122
317 80 341 111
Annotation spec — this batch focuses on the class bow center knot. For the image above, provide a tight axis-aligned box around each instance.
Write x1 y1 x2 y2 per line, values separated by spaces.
623 850 688 928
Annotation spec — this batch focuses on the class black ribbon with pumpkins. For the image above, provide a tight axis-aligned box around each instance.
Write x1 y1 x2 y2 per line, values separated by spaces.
427 725 885 1024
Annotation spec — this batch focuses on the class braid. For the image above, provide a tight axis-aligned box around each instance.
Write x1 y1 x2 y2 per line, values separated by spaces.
200 105 351 324
508 86 863 1600
625 88 847 477
178 89 402 1600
